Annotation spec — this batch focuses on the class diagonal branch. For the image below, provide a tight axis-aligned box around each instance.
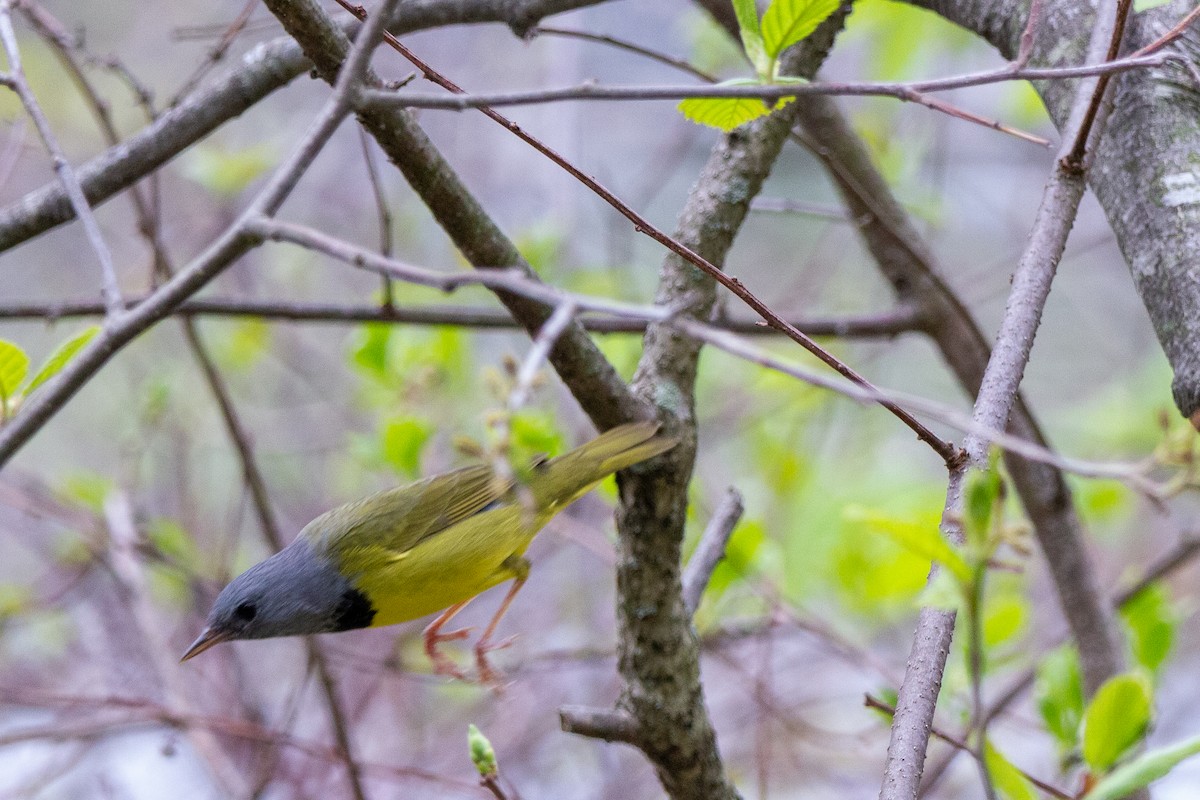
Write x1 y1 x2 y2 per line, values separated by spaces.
878 3 1133 798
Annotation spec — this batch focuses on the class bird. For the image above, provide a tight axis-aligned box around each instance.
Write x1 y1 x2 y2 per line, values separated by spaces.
180 421 676 682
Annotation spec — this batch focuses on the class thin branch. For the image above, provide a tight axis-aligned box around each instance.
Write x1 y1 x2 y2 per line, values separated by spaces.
343 3 961 466
921 531 1200 795
167 0 260 107
103 492 245 795
358 126 396 309
1064 0 1133 170
529 25 719 82
1012 0 1044 69
0 0 122 316
0 296 924 338
681 487 745 615
355 52 1173 111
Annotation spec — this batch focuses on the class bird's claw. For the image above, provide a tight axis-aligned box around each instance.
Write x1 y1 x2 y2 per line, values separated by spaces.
474 634 518 688
425 626 474 680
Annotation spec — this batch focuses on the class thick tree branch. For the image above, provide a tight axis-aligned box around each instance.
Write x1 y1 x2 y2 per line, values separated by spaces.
570 8 854 798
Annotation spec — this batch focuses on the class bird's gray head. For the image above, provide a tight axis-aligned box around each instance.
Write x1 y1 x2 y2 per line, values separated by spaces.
181 541 375 661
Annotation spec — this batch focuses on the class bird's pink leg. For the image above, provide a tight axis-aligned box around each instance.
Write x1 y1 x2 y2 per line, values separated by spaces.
423 599 473 679
474 556 530 686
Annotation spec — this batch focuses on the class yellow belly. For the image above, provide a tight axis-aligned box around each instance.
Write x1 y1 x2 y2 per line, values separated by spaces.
346 506 541 627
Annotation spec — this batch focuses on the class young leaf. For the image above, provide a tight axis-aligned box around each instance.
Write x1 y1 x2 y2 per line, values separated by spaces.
1084 734 1200 800
467 723 498 778
732 0 770 75
982 593 1027 649
984 741 1037 800
0 339 30 407
846 506 972 585
380 415 433 477
1036 645 1084 750
23 326 99 398
1119 583 1176 675
678 96 773 131
963 459 1003 552
761 0 841 58
1082 672 1153 773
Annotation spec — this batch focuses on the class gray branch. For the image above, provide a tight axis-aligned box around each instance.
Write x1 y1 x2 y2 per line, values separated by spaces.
681 488 745 616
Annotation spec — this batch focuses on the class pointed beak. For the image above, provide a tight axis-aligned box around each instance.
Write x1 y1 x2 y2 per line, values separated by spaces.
180 626 233 662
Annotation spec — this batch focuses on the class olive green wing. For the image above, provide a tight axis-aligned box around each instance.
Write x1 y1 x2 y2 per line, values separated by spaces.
305 465 513 567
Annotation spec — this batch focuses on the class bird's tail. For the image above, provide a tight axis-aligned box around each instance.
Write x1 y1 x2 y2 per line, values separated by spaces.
530 421 678 510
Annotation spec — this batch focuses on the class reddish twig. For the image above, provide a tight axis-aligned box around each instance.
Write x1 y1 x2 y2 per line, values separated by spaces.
336 0 963 468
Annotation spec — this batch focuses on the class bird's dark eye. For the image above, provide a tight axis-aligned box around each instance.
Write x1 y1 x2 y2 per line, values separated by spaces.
234 602 257 622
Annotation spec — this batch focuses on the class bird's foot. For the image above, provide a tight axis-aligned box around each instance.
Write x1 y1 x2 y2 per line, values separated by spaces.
425 626 473 680
474 634 517 688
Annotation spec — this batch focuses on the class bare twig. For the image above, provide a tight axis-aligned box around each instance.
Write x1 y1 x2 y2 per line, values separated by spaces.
168 0 260 107
337 0 962 468
682 487 745 615
0 296 923 338
558 705 639 744
356 52 1173 111
529 25 719 82
103 492 245 795
0 0 122 316
1012 0 1044 69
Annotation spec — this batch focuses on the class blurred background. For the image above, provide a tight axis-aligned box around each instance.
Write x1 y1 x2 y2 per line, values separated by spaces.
0 0 1193 798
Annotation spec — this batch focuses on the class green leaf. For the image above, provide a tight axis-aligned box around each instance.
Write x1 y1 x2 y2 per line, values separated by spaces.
214 319 271 371
57 471 114 514
917 568 965 613
761 0 841 58
380 416 433 477
1120 583 1176 675
705 518 764 598
24 326 99 398
146 518 200 570
1037 645 1084 750
467 724 498 777
184 144 275 197
1084 734 1200 800
679 79 775 131
963 459 1003 552
846 506 972 585
0 339 29 407
1082 672 1153 773
1132 0 1171 10
350 323 392 377
732 0 770 75
985 741 1037 800
982 593 1027 649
